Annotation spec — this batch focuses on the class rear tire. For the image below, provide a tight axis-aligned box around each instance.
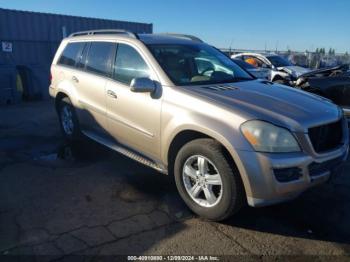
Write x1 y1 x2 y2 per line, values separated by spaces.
57 97 81 141
174 138 244 221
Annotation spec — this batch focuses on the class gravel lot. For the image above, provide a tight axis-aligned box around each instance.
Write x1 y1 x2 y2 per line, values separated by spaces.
1 101 350 260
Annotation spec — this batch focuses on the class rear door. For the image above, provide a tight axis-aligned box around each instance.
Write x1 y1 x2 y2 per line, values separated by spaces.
74 41 116 136
55 41 85 99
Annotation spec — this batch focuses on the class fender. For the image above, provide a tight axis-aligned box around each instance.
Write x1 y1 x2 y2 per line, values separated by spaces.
161 113 254 197
52 69 81 110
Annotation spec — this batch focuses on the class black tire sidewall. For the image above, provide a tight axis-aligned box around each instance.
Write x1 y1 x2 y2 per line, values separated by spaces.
174 139 242 221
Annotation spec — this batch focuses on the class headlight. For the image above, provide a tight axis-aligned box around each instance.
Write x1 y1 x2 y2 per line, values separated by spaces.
241 120 300 153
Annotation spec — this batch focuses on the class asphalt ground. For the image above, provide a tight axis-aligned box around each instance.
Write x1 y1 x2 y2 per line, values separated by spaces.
1 101 350 261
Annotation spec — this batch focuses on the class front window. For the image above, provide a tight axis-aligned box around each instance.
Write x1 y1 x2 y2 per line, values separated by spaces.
113 44 151 85
244 56 266 68
147 44 253 86
267 55 292 67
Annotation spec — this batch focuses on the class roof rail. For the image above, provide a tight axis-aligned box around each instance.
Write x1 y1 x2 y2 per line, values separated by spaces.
160 33 203 43
69 29 139 39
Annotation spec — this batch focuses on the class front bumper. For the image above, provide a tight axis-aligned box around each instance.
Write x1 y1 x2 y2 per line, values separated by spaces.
49 85 56 98
237 128 349 207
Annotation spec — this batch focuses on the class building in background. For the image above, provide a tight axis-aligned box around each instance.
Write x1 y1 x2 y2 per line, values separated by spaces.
0 8 152 104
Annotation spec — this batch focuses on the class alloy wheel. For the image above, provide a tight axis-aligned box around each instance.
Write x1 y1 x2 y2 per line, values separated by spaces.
60 105 74 135
182 155 223 207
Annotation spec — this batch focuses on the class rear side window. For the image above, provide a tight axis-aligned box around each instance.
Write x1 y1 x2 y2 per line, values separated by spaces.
113 44 150 85
76 43 89 69
85 42 115 76
58 42 84 67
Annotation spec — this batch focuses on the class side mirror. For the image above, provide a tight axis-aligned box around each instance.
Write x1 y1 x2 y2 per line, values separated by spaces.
130 77 156 93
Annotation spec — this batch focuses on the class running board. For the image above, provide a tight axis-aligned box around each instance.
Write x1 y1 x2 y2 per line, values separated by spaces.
82 130 167 174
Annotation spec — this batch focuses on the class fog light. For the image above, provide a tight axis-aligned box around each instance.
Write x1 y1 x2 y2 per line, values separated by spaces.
273 167 302 182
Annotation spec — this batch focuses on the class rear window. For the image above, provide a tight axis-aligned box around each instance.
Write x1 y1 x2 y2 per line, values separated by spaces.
58 42 84 67
86 42 116 76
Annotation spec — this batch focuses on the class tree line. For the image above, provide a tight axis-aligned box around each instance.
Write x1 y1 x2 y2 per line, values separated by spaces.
315 47 336 55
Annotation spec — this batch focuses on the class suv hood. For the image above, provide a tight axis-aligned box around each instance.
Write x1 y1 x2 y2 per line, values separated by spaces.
183 80 341 132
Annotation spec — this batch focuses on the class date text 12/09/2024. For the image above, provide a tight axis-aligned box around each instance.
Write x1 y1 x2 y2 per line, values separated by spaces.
127 255 220 261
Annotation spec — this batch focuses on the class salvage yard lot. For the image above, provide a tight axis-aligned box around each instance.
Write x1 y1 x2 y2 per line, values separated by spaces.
1 101 350 258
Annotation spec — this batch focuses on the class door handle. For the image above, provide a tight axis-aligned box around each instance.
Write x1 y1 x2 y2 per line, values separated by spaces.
72 76 79 83
107 90 118 99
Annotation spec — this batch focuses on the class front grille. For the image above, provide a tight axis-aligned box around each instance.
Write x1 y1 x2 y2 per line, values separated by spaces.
308 119 343 153
308 156 344 177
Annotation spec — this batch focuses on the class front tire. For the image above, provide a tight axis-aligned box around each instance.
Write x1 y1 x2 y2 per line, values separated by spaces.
174 138 244 221
57 97 81 141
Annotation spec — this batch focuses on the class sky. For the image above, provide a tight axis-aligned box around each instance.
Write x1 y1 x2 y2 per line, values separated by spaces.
1 0 349 52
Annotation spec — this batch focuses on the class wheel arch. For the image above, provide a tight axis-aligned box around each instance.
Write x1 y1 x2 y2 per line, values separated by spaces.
167 129 209 176
55 91 69 112
165 128 250 199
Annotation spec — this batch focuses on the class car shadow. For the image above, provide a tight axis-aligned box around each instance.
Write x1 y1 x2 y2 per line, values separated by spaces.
224 178 350 246
60 137 191 218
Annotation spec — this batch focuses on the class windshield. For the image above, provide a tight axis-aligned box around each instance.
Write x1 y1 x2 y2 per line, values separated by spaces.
147 44 253 86
267 55 292 67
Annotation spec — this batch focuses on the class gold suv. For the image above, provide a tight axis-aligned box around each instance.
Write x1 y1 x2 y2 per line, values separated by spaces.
50 30 349 221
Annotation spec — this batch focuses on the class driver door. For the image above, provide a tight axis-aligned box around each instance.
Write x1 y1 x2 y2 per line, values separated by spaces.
106 43 161 159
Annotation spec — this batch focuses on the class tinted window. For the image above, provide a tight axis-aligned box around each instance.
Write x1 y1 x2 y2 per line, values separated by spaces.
76 43 89 69
58 42 84 67
113 44 150 85
86 42 115 76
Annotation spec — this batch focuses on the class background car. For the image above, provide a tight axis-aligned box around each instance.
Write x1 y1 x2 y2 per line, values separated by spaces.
293 64 350 123
231 52 310 83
